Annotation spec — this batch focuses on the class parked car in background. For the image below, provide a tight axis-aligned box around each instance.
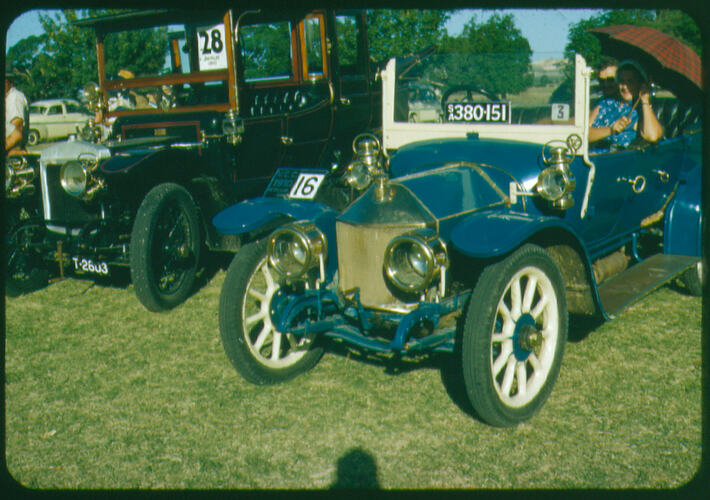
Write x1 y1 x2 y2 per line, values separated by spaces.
213 47 702 427
406 83 442 122
27 99 93 145
7 8 380 311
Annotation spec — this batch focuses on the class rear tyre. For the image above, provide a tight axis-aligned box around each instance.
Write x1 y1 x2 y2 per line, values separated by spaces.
130 183 201 312
219 240 324 384
462 244 567 427
680 261 703 297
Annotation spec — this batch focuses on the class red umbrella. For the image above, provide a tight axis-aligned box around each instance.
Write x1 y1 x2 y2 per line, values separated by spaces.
589 25 702 94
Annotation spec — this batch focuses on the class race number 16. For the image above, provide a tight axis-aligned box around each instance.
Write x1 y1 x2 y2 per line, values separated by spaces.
289 173 325 199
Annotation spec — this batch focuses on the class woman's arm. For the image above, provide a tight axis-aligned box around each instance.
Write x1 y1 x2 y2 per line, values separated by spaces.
636 84 663 142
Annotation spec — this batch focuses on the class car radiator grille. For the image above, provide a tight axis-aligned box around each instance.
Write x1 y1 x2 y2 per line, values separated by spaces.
336 221 418 313
41 163 97 228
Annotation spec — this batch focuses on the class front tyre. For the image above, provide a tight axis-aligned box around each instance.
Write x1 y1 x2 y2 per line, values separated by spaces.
462 244 567 427
6 214 49 297
130 183 201 312
219 240 324 384
27 129 40 146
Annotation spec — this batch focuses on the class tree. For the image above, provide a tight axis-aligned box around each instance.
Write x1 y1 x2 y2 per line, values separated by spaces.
555 9 701 102
5 9 171 102
366 9 451 63
565 9 700 70
438 13 533 96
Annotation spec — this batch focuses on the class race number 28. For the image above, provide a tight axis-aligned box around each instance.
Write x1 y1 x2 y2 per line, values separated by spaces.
199 29 223 55
196 24 228 70
289 173 326 199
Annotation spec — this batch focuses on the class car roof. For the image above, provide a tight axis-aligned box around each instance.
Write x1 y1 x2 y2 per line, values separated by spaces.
72 9 223 33
30 99 81 107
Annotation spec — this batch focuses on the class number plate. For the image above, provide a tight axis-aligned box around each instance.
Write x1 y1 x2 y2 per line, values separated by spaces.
288 173 326 199
72 257 110 276
264 168 328 199
446 102 511 123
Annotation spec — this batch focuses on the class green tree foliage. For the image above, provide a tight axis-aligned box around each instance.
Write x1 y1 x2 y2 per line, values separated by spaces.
5 9 170 101
240 21 293 80
103 26 168 80
366 9 451 63
439 13 533 96
556 9 701 102
565 9 700 70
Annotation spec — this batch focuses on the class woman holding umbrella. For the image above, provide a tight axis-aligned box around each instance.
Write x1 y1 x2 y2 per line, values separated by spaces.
588 59 663 152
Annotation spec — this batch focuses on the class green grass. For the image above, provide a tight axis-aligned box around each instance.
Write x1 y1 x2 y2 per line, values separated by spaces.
4 272 703 490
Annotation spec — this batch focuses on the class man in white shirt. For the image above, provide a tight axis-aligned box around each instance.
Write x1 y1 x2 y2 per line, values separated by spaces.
5 67 29 152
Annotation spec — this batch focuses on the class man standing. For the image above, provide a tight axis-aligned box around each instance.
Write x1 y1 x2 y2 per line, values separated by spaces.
5 65 29 152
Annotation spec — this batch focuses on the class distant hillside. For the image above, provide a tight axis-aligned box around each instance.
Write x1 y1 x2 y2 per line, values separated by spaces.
531 58 565 84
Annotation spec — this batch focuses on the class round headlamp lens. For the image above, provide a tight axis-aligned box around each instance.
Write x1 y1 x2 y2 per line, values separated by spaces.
537 167 566 201
267 223 326 279
270 231 309 277
385 237 433 293
60 161 88 197
346 161 372 190
408 245 428 277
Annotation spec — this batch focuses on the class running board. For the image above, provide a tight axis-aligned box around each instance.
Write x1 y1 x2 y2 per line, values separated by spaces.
597 254 698 318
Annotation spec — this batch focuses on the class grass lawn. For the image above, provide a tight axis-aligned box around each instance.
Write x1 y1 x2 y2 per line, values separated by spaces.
4 270 703 490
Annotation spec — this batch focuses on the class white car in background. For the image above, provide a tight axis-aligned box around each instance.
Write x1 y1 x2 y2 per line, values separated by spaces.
27 99 93 146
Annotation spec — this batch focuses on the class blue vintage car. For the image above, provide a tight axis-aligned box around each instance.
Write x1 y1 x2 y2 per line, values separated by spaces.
212 50 702 426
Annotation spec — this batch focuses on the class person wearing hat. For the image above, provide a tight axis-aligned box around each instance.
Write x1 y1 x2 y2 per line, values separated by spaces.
588 59 663 152
5 65 29 152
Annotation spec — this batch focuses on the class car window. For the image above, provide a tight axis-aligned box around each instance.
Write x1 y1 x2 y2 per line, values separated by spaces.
304 16 324 78
395 53 574 126
48 105 62 115
335 14 359 74
101 18 230 111
65 102 81 113
29 105 45 114
240 21 294 82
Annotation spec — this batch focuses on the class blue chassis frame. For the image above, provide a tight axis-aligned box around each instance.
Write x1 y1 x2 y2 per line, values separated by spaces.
270 284 472 355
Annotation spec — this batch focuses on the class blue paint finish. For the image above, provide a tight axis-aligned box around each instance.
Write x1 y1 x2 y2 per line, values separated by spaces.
449 210 583 258
391 302 441 351
395 164 514 219
512 314 536 362
664 172 702 257
389 137 544 181
212 197 335 235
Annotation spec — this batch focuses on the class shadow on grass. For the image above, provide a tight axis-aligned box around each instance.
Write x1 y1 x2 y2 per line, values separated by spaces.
330 447 380 489
326 341 443 376
567 313 605 343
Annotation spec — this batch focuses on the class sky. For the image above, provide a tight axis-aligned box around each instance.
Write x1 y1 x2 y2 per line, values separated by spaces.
5 8 603 61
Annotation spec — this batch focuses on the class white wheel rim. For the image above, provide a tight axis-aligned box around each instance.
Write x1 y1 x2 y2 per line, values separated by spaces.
242 257 309 368
490 265 559 408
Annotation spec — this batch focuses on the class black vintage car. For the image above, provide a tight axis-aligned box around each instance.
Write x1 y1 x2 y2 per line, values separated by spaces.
6 8 380 310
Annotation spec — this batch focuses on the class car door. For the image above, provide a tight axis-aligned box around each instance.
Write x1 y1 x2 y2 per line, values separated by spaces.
614 138 684 232
64 101 89 134
236 16 292 182
280 12 334 168
331 11 378 161
46 104 65 139
575 151 635 247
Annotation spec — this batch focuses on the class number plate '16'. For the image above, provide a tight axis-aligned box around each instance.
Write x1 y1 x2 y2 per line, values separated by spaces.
288 173 326 199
